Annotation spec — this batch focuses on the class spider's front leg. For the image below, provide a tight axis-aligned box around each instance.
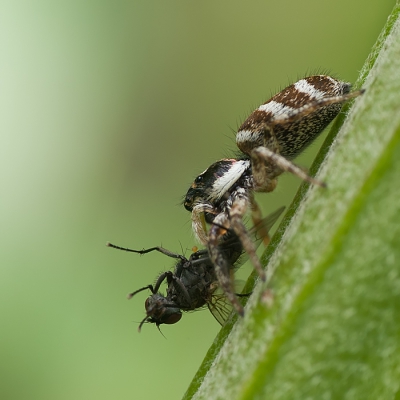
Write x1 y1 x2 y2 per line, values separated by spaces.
208 213 245 316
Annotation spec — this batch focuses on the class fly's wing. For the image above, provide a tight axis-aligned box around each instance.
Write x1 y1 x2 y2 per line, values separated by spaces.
250 206 285 243
207 283 233 325
207 206 285 324
207 285 253 325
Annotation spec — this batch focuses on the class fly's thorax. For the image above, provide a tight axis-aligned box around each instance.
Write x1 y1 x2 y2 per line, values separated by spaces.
167 251 217 309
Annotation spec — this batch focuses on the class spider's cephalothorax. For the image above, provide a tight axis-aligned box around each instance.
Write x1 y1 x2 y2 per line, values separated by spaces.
184 75 364 306
107 208 284 323
184 158 269 288
184 158 254 242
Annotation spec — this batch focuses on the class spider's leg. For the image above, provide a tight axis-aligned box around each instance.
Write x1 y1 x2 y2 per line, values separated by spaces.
249 194 270 246
269 90 364 126
251 146 325 188
208 214 244 316
229 190 266 281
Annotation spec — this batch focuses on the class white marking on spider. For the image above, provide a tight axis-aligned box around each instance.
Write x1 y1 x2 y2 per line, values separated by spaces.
209 160 250 202
294 79 326 99
236 129 257 145
258 100 294 116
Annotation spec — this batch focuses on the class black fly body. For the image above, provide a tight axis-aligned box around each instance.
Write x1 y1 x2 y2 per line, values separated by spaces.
107 207 284 329
184 75 364 315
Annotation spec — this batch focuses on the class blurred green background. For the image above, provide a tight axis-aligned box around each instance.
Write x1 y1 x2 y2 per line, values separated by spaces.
0 1 394 399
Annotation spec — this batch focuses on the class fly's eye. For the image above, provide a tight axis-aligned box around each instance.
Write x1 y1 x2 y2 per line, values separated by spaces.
164 312 182 325
144 298 154 315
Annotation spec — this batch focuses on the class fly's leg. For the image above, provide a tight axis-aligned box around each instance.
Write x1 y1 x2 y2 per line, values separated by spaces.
168 274 192 305
106 242 186 262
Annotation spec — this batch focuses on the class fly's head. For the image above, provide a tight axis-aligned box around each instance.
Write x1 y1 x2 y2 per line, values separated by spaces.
138 293 182 332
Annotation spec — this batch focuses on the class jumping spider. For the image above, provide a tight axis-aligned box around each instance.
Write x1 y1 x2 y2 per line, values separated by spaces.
184 75 364 315
107 207 284 327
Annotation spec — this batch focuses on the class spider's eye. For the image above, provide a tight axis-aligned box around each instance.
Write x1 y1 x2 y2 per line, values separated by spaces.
195 175 203 184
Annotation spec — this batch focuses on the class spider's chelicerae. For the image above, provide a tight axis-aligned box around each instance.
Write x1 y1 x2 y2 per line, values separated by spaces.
184 75 364 315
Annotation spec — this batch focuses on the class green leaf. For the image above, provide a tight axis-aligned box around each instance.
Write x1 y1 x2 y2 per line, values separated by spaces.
183 1 400 399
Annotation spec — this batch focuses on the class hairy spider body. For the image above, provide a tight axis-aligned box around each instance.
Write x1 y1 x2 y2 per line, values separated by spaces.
237 75 353 159
107 207 284 325
184 75 364 304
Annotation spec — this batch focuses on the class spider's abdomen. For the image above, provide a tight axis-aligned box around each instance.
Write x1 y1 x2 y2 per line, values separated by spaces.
236 75 351 159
